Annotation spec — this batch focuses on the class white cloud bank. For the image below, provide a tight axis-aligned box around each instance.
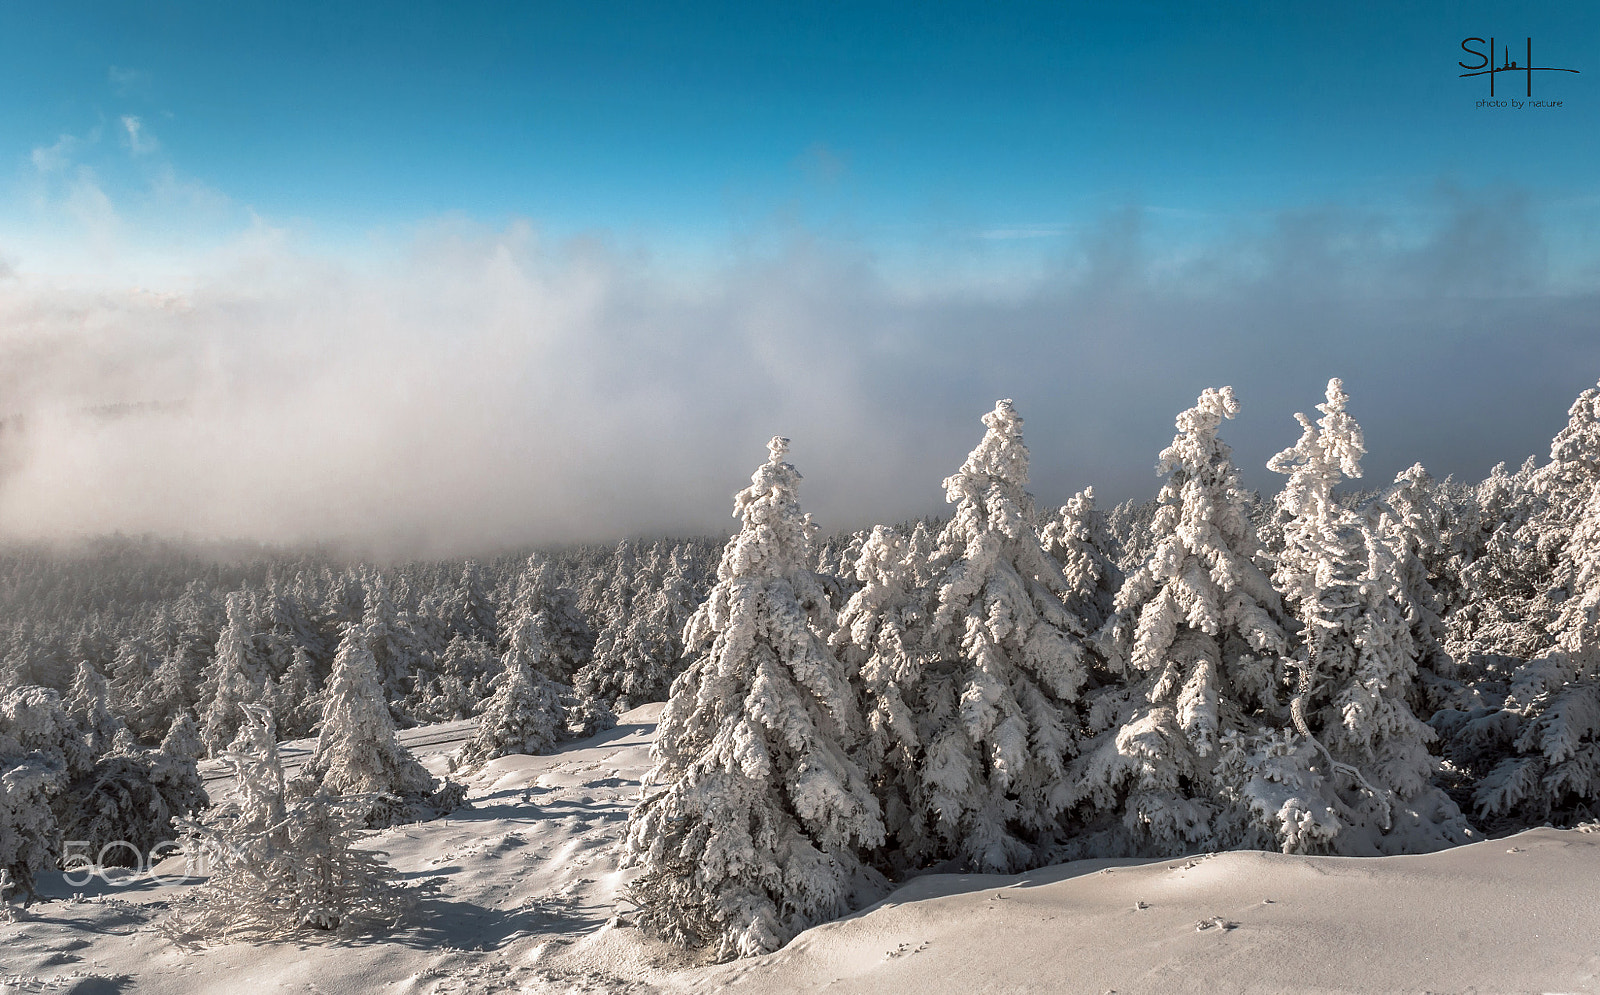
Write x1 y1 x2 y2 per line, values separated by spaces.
0 184 1595 556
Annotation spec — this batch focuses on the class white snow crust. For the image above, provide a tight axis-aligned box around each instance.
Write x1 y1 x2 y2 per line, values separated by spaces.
4 705 1598 994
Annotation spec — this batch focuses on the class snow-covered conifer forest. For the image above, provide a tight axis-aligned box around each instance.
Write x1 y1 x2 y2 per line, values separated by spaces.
6 380 1600 992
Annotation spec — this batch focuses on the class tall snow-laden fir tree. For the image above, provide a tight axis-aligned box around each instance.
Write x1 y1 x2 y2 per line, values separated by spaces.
505 556 594 683
1532 380 1600 594
448 560 499 648
1040 486 1124 635
829 524 934 865
1377 464 1457 682
362 571 414 721
131 650 189 748
574 542 644 711
575 539 705 714
1261 379 1471 854
901 520 938 589
1453 438 1600 828
1449 457 1554 662
295 625 439 829
498 594 615 739
170 581 224 713
269 646 322 740
902 400 1094 872
624 437 884 960
1070 386 1292 856
629 543 711 705
67 660 122 760
108 635 161 739
1107 497 1161 576
458 620 567 766
1450 380 1600 664
200 592 265 758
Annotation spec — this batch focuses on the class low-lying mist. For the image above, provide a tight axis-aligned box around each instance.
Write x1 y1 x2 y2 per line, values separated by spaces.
1 187 1595 558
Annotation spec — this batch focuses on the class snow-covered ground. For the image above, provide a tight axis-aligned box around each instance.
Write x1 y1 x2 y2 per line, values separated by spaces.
6 706 1600 994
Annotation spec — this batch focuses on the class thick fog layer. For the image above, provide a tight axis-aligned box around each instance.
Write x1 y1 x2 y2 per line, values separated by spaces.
0 187 1594 555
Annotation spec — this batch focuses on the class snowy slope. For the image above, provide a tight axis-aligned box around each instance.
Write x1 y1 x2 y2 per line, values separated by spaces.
4 705 1600 994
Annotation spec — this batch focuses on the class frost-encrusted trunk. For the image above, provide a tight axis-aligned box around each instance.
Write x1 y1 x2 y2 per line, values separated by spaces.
623 437 884 960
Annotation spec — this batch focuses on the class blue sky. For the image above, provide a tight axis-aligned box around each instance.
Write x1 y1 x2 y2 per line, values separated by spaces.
6 1 1596 261
0 2 1597 550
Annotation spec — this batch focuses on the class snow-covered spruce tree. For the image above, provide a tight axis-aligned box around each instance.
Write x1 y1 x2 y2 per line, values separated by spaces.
1107 497 1161 576
161 710 205 762
1531 380 1600 590
130 650 189 748
294 625 442 829
107 635 161 740
448 560 499 648
457 621 567 766
67 660 122 760
573 542 643 712
903 519 939 590
200 592 265 758
580 542 712 713
0 686 77 904
1377 465 1457 674
1260 379 1470 854
0 753 63 906
828 525 936 867
1041 486 1124 635
1447 461 1600 829
409 634 496 723
173 705 414 939
1069 387 1292 857
361 572 414 724
1428 384 1600 830
813 530 867 610
637 544 712 698
1448 458 1555 662
1449 381 1600 664
268 646 322 740
498 596 615 740
894 400 1095 872
169 581 225 713
58 723 208 868
1373 464 1461 716
624 437 884 960
504 557 594 683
